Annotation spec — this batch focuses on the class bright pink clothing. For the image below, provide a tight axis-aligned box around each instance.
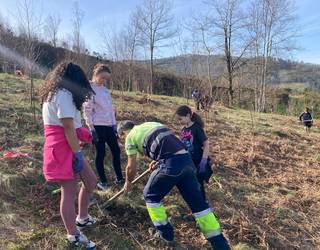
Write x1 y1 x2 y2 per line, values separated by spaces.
83 82 116 129
43 125 92 182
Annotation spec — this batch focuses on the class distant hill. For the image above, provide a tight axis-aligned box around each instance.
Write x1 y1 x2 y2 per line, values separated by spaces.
141 55 320 90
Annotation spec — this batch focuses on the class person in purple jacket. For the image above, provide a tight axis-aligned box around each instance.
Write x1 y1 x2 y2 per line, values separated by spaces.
83 64 124 189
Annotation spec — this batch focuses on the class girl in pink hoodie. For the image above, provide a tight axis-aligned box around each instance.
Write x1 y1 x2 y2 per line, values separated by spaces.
83 64 124 189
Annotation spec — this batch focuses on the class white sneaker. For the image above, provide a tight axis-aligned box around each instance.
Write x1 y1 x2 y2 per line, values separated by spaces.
67 231 96 249
97 182 109 190
76 215 96 230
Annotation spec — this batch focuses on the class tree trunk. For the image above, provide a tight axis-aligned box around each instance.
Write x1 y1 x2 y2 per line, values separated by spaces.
150 46 154 95
224 26 234 106
128 63 132 92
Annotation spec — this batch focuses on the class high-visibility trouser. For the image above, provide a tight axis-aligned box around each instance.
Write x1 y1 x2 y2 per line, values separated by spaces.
193 208 222 239
146 202 169 226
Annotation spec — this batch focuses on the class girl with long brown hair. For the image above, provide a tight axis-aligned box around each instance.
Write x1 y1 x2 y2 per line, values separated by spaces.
40 62 97 249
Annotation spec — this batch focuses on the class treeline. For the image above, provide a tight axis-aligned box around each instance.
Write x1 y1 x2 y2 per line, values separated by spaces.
0 0 319 119
1 18 319 118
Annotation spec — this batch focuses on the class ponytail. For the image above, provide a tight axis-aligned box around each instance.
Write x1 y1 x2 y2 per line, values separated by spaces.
175 105 204 128
191 112 204 128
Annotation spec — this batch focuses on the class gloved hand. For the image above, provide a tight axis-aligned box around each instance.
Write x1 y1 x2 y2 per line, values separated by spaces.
112 125 119 139
198 157 208 174
90 129 99 144
73 151 84 173
112 125 117 134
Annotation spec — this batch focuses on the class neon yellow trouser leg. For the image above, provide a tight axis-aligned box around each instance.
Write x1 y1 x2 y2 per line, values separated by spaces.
146 202 168 226
194 208 221 238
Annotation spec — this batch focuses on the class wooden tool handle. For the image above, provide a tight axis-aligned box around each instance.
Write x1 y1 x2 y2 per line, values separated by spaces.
103 168 151 207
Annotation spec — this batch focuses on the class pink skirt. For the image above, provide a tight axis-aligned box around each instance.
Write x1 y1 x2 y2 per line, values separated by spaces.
43 125 92 182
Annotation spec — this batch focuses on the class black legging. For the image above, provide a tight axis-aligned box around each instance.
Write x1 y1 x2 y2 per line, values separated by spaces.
94 125 123 183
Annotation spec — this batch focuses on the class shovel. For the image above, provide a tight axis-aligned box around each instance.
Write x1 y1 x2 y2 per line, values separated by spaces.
102 168 151 208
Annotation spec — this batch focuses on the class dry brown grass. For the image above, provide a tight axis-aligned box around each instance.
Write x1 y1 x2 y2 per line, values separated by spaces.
1 74 319 249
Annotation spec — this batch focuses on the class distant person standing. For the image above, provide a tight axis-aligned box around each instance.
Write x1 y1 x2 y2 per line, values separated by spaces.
299 107 313 134
191 88 201 111
83 64 124 190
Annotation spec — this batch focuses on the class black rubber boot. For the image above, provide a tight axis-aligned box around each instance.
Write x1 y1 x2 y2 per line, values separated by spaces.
208 234 231 250
155 223 174 242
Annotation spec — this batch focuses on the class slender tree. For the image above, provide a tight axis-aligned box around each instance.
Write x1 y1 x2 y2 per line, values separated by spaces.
16 0 43 121
204 0 252 106
44 14 61 48
134 0 175 94
71 1 85 63
248 0 297 111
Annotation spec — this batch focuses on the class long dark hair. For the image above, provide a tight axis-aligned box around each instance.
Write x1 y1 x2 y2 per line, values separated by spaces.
40 62 94 110
92 63 111 76
175 105 204 128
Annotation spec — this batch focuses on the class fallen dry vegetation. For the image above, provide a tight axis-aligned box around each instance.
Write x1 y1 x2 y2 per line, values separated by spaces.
0 74 319 249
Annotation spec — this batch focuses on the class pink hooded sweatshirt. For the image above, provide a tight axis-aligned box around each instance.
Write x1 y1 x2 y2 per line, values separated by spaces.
83 82 116 129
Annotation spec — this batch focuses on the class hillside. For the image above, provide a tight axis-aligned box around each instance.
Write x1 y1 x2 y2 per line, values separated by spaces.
1 73 320 249
147 55 320 90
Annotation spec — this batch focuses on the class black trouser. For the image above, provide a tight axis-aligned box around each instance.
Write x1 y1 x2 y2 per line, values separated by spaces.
195 100 200 111
94 125 123 183
197 175 206 200
194 157 213 201
143 154 231 249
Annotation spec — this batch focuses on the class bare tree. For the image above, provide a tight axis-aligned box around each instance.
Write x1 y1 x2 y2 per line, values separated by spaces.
44 14 61 47
134 0 176 94
204 0 252 106
173 29 190 98
248 0 297 111
71 1 85 62
0 13 15 73
100 24 131 96
191 15 216 96
100 14 140 92
124 14 140 91
16 0 43 121
100 25 125 62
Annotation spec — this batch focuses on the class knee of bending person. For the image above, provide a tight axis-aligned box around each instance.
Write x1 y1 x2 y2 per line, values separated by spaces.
143 187 162 204
143 186 154 203
143 186 149 201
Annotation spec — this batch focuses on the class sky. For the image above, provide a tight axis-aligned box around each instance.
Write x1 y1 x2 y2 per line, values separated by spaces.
0 0 319 64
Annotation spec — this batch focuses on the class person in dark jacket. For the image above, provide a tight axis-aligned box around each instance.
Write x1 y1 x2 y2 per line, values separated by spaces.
299 107 313 134
191 89 202 111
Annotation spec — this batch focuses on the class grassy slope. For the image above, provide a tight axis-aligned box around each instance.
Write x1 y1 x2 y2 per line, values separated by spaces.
0 73 319 250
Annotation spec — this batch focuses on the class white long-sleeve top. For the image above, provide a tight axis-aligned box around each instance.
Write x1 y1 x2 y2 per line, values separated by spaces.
83 82 116 129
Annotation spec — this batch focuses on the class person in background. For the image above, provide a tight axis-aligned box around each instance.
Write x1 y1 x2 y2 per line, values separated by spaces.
40 62 97 249
175 105 213 200
118 120 230 249
83 64 124 190
299 107 313 134
191 88 202 111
